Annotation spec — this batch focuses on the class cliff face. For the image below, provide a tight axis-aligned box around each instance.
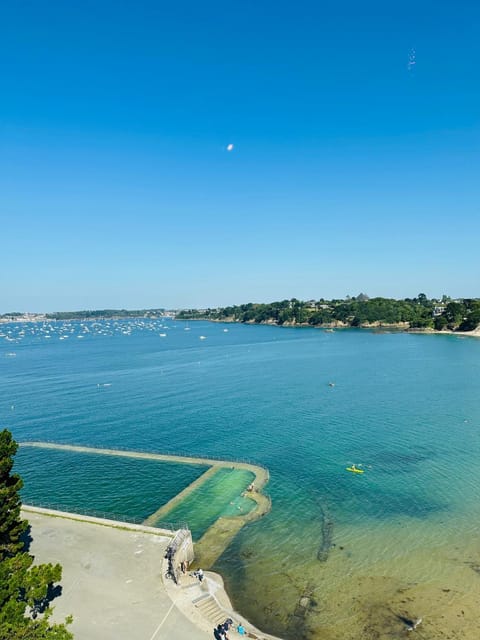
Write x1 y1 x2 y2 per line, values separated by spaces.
198 316 480 335
358 321 410 329
279 319 348 328
211 318 412 329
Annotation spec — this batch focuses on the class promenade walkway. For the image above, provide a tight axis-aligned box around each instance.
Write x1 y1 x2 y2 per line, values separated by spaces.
21 442 272 567
24 507 281 640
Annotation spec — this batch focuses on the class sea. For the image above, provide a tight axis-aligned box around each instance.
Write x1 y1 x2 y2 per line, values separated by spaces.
2 318 480 640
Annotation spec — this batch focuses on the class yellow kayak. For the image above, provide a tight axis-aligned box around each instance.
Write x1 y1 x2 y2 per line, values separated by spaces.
346 467 364 474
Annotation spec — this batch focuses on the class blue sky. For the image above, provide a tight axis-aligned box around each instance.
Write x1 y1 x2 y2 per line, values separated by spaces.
1 1 479 312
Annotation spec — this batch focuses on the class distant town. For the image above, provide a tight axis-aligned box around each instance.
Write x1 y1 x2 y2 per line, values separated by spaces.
1 294 479 332
0 309 174 322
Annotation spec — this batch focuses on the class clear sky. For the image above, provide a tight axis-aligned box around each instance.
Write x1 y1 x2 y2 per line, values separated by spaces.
1 1 479 312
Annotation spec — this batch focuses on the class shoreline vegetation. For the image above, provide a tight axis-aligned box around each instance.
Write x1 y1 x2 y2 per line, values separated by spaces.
175 293 480 334
1 294 479 335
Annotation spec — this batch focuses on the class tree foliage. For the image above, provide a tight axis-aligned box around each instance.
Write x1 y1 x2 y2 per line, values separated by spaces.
0 430 73 640
176 294 480 332
0 432 27 559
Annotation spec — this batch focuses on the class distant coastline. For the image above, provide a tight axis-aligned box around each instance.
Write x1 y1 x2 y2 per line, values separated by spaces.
0 308 171 323
2 294 480 336
200 316 480 338
176 294 480 336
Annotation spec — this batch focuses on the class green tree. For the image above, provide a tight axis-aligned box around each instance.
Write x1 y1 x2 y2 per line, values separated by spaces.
0 431 28 559
308 309 332 325
458 309 480 331
278 308 293 324
0 430 73 640
434 315 448 331
444 302 466 329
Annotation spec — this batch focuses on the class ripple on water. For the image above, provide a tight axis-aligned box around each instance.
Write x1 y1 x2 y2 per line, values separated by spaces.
4 322 480 640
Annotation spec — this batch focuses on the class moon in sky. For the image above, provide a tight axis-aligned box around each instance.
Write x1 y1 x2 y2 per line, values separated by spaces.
226 143 234 152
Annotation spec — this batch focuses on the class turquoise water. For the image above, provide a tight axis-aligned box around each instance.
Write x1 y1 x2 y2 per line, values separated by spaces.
16 446 208 525
2 319 480 639
163 467 256 539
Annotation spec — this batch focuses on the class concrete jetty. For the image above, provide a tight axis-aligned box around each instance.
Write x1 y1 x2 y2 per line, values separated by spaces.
20 441 271 568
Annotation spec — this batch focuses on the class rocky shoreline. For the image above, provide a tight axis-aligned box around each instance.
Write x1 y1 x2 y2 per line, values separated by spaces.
208 317 480 337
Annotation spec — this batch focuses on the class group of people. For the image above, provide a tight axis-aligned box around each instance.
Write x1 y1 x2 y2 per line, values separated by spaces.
182 571 248 638
241 482 255 498
192 568 204 582
213 619 246 639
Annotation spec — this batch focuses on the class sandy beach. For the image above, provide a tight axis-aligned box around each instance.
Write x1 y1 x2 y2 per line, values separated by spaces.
408 327 480 338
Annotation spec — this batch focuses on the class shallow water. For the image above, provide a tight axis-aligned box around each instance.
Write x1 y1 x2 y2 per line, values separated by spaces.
2 319 480 639
163 467 256 538
16 446 208 525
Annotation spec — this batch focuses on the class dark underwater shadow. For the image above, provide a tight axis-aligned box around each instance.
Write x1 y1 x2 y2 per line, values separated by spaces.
369 447 436 469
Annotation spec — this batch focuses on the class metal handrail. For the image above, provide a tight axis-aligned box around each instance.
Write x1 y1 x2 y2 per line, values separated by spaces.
18 439 270 472
22 499 187 532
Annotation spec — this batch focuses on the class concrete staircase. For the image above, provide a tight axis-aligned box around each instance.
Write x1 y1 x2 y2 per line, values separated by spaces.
174 573 270 640
192 592 229 627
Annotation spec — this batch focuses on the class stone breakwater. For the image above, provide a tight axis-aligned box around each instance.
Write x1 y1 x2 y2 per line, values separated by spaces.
20 441 271 568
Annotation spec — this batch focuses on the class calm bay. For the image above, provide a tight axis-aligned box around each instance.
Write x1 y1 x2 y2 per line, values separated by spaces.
2 319 480 639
